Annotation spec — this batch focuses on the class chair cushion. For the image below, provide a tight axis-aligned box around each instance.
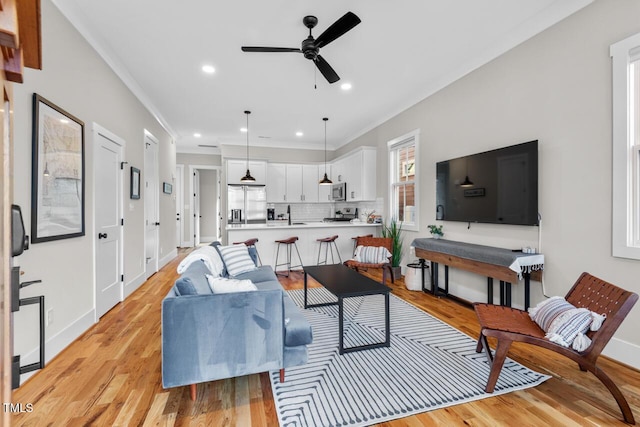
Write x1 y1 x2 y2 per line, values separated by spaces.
206 275 257 293
217 244 258 277
173 261 213 295
354 245 391 263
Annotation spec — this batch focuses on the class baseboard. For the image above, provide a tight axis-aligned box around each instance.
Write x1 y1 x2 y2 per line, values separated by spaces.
124 270 147 299
159 248 177 269
17 308 96 385
603 337 640 371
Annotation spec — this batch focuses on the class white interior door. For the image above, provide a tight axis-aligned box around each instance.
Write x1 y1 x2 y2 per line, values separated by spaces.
175 164 183 247
144 132 159 278
193 169 201 246
94 124 124 319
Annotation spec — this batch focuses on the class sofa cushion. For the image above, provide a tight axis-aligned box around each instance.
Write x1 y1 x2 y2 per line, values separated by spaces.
206 275 257 293
174 261 212 295
234 265 278 284
217 244 258 277
254 279 313 347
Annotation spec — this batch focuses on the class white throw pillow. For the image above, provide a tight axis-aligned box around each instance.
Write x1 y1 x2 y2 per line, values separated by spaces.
354 245 392 264
217 244 258 276
206 275 257 293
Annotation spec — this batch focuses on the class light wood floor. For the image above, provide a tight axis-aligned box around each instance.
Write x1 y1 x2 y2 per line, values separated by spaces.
11 249 640 426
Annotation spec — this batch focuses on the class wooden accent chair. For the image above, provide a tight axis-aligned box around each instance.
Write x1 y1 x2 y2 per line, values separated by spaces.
344 236 395 285
474 272 638 424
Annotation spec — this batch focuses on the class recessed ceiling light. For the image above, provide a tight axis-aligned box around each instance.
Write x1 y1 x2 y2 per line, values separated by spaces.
193 133 201 138
202 64 215 74
240 127 248 133
341 82 352 91
296 131 303 137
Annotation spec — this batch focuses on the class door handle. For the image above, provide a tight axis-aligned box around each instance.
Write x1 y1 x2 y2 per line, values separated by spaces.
154 222 160 226
98 233 108 239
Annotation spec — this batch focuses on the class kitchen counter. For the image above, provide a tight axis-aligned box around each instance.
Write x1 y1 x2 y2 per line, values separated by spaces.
226 221 381 230
226 222 382 269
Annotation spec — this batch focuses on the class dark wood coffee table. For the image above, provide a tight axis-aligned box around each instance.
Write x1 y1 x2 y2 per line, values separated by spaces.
303 264 391 354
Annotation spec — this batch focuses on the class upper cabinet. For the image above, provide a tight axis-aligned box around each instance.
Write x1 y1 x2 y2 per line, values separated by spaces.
280 164 319 203
227 159 267 185
267 163 287 202
336 147 376 201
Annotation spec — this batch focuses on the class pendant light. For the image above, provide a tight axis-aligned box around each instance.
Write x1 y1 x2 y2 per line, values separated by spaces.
460 158 473 187
240 110 255 182
319 117 333 185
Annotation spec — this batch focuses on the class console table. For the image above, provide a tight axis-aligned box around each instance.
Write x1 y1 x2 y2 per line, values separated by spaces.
411 238 544 310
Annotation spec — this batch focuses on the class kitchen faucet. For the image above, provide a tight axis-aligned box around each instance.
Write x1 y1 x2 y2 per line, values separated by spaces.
287 205 291 225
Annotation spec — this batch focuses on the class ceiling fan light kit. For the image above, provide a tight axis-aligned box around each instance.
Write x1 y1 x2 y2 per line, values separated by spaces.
240 110 256 183
241 11 361 84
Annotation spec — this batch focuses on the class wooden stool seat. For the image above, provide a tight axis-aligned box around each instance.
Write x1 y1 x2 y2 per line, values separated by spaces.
275 236 298 244
317 235 338 243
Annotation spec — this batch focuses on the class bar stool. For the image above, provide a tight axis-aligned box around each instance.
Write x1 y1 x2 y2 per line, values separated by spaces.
274 236 304 277
233 237 262 266
317 235 342 265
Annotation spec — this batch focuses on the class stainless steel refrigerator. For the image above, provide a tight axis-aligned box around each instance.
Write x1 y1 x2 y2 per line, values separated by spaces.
227 185 267 224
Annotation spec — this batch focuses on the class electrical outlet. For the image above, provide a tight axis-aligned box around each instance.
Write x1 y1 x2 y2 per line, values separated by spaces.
46 308 53 326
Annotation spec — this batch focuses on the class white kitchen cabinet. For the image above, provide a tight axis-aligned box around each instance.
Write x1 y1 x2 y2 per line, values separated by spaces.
283 164 319 202
266 163 287 202
333 147 376 201
227 159 266 185
285 164 303 202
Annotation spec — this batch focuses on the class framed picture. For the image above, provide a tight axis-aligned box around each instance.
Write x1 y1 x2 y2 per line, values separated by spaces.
31 94 85 243
163 182 172 194
130 167 141 199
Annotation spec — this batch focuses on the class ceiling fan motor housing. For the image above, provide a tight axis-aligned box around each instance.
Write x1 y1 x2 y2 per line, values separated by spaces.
302 37 318 60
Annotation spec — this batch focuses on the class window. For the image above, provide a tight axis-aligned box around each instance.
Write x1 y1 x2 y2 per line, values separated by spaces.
611 33 640 259
388 130 419 232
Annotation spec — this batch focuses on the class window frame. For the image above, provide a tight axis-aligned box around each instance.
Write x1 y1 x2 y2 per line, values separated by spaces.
387 129 419 232
611 32 640 260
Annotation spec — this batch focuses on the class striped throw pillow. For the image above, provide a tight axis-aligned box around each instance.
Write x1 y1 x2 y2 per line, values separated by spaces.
354 245 392 264
217 244 258 277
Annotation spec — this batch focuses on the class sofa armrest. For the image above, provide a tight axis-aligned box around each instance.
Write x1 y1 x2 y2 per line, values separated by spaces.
161 288 284 388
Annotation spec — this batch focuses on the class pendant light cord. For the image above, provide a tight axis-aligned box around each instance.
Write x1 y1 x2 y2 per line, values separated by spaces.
245 110 250 170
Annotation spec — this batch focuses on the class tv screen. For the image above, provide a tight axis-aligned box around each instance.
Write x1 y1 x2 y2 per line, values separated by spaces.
436 140 538 226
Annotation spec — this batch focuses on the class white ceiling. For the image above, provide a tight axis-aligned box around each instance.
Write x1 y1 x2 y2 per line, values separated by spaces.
53 0 592 154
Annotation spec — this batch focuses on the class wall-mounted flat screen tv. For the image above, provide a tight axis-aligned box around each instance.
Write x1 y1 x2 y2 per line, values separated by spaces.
436 140 538 226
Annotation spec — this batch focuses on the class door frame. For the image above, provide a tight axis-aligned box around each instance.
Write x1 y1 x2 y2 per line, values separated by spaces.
92 122 125 322
188 165 221 247
175 164 185 247
144 130 159 278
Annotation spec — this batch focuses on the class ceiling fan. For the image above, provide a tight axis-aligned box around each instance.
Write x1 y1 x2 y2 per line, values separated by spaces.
241 12 361 84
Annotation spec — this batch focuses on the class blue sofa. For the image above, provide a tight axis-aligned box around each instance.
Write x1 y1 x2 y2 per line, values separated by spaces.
161 245 312 400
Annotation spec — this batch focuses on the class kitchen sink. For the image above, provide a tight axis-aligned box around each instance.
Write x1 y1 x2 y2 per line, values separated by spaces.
291 222 306 225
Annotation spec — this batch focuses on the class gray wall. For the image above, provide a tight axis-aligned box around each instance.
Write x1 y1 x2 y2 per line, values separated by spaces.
12 1 175 366
340 0 640 367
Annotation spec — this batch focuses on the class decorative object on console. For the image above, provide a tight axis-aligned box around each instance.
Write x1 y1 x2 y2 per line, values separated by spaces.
31 93 85 243
240 110 255 182
427 224 444 239
319 117 333 185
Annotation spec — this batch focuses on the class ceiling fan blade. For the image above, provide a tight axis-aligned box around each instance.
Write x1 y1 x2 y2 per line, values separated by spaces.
315 11 361 49
241 47 302 53
314 55 340 84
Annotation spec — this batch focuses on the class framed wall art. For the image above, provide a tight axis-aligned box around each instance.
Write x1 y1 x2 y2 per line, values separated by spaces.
163 182 172 194
31 94 85 243
130 167 141 199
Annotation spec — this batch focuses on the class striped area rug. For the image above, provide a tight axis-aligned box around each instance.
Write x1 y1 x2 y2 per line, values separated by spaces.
270 288 550 427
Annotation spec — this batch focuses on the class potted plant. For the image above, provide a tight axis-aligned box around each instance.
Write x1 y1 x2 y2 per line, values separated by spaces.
382 218 403 277
427 224 444 239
